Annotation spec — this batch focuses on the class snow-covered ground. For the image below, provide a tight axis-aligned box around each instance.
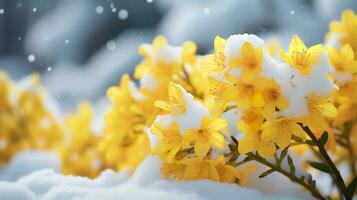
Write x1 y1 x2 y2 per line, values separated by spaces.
0 155 303 200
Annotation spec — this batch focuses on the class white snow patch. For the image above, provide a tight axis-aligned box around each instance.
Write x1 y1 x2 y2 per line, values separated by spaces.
0 155 302 200
224 34 265 65
140 74 159 91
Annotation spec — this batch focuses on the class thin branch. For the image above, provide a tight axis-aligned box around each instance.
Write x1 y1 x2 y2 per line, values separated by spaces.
303 125 350 200
242 152 327 200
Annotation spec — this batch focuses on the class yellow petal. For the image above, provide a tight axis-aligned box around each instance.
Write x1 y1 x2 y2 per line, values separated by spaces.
211 132 226 149
214 36 226 52
154 100 172 112
258 141 276 158
238 133 259 154
194 141 211 157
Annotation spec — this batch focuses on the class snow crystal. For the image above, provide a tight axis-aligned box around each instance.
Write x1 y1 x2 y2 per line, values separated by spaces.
290 10 295 15
106 40 117 50
146 0 154 3
0 9 4 14
47 67 52 72
28 54 36 62
95 6 104 14
64 39 70 44
33 8 37 12
204 8 211 14
118 9 129 20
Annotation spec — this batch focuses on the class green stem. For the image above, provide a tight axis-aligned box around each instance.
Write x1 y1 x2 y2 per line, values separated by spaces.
243 153 326 200
344 122 357 178
303 126 350 200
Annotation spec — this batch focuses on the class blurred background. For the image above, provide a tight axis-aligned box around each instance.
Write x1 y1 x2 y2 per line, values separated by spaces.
0 0 356 111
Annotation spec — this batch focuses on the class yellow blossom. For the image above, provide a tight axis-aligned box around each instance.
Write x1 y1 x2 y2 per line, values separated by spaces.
185 116 228 157
181 157 219 181
329 10 357 50
327 44 357 75
229 42 263 78
154 82 186 115
150 122 190 162
209 156 241 183
261 118 306 148
281 35 323 75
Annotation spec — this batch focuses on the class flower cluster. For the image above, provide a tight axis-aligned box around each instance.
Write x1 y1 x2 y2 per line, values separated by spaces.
0 72 62 164
1 9 356 200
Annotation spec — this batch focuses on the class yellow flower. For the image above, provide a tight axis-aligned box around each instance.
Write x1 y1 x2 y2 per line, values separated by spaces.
327 44 357 74
182 41 197 65
236 109 276 158
209 156 241 183
238 129 276 159
185 116 228 157
281 35 323 75
181 157 219 181
256 78 289 116
229 42 263 78
150 122 190 162
226 77 264 109
161 161 185 180
99 74 150 171
307 94 337 119
135 35 183 80
261 118 306 148
154 82 186 115
61 102 101 178
329 10 357 50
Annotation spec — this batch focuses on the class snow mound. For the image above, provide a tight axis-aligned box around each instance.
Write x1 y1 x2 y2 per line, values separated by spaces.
0 156 302 200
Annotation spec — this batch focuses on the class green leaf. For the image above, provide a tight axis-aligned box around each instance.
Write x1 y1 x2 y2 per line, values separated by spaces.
287 155 295 175
277 147 288 166
347 177 357 198
259 169 275 178
309 161 331 173
231 136 238 146
319 132 328 147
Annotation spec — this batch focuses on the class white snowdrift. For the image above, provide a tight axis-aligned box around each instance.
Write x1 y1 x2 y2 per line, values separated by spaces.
0 156 303 200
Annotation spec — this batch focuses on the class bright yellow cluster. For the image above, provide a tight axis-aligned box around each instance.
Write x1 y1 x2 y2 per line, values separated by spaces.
1 9 357 200
327 10 357 174
0 72 62 164
60 102 102 178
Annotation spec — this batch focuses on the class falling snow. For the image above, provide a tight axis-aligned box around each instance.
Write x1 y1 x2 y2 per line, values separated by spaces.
47 67 52 72
65 39 70 44
290 10 295 15
96 6 104 14
28 54 36 62
33 8 37 12
106 40 117 50
118 9 128 20
204 8 211 14
0 9 4 14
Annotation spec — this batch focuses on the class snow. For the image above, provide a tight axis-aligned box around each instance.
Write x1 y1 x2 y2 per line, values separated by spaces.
140 74 159 91
152 85 209 133
27 54 35 62
277 51 335 117
224 34 265 65
141 43 183 64
0 156 302 200
118 9 129 20
0 151 60 182
324 33 343 49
